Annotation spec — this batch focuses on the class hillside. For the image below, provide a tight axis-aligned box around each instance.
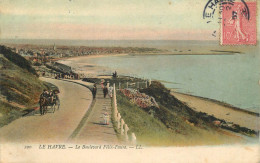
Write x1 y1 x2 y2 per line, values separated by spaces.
115 81 243 146
0 46 46 127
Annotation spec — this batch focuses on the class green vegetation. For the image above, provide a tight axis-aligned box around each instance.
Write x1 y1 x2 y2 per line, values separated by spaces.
0 46 37 76
140 81 216 131
0 101 24 128
117 92 177 146
141 81 257 136
116 81 241 146
0 47 47 127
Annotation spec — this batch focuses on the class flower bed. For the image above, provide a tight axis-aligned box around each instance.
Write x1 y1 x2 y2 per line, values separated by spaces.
120 88 159 109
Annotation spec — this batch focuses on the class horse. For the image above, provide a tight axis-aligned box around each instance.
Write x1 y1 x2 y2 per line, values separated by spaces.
39 95 60 115
52 94 60 112
39 97 48 115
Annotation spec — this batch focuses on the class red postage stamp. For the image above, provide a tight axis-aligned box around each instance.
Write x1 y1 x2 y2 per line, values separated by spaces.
221 1 257 45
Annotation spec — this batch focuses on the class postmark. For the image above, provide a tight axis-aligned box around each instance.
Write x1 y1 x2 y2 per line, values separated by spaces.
203 0 257 45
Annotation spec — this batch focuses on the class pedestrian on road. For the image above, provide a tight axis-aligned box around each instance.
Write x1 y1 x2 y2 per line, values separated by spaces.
92 84 97 99
108 86 113 98
101 81 104 89
103 86 108 98
103 112 109 125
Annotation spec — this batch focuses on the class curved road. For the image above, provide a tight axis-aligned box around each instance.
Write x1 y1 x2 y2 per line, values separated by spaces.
0 78 92 143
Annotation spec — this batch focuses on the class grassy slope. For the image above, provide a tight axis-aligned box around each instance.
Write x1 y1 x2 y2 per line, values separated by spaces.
0 48 46 127
117 82 242 146
117 92 177 146
0 45 37 76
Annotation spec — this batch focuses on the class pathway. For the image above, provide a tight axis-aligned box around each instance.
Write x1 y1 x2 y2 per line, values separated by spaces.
72 85 119 144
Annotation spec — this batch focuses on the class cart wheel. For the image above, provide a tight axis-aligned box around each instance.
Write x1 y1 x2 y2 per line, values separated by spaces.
44 106 47 115
57 100 60 111
52 104 56 113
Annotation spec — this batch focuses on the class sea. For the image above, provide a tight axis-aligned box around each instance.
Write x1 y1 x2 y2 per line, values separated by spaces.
1 39 259 112
81 53 260 113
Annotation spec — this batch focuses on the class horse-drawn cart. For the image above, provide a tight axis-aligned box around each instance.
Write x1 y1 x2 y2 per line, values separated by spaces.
39 90 60 115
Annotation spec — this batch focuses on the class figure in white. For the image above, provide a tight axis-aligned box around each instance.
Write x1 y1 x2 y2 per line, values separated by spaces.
229 5 248 42
103 112 109 125
108 86 113 98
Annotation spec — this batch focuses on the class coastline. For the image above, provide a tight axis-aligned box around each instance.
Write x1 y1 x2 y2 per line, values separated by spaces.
58 54 259 131
170 91 259 117
57 53 128 77
56 52 242 77
128 51 240 56
171 91 259 131
58 53 129 61
55 50 242 63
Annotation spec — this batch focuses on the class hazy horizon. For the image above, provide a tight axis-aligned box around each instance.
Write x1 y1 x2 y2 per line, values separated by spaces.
0 39 220 49
1 0 220 40
2 39 258 52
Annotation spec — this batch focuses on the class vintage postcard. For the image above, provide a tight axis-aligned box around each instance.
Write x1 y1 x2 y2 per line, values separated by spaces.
0 0 259 162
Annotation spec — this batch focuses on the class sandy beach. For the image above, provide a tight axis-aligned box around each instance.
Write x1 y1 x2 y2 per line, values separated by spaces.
171 91 260 131
59 54 260 132
58 53 128 78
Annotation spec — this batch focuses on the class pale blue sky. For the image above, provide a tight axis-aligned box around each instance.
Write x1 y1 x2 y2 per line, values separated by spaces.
0 0 242 40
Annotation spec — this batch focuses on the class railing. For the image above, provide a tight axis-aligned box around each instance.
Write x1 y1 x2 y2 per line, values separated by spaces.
112 83 138 145
40 72 83 80
117 79 151 90
111 80 152 144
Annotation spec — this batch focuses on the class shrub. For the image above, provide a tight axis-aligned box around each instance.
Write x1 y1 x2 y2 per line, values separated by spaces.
0 45 38 76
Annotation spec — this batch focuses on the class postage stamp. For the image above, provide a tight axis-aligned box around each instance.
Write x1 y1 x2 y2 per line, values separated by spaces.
221 1 257 45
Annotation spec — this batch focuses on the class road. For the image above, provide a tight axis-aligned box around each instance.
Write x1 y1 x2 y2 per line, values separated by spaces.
0 78 92 143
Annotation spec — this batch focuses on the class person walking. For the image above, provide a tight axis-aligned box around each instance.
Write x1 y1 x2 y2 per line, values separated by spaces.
92 84 97 99
103 86 108 98
103 112 109 125
108 86 113 98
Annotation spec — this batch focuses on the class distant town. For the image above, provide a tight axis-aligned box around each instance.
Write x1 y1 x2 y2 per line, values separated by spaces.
2 44 165 79
5 44 164 65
